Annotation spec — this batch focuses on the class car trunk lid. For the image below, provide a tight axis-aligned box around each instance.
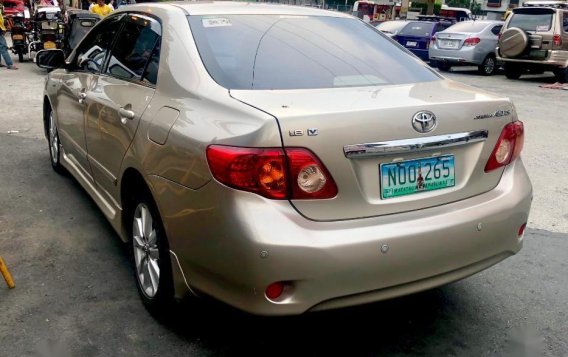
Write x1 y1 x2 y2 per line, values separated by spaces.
435 32 472 50
230 80 515 221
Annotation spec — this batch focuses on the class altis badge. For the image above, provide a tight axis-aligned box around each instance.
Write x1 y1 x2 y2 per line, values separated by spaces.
474 109 512 120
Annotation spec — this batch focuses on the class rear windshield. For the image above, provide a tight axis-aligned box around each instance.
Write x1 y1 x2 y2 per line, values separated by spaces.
509 12 553 32
445 21 489 33
187 15 439 90
398 22 435 36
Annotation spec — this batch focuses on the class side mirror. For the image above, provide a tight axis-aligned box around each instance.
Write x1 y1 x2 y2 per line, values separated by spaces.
36 49 66 70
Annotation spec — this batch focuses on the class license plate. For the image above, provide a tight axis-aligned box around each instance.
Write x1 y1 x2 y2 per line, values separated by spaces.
12 34 24 40
440 39 458 48
406 41 417 47
529 49 547 60
380 155 455 199
44 41 56 49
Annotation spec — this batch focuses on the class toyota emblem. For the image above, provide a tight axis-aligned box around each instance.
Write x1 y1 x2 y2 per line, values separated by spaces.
412 111 437 133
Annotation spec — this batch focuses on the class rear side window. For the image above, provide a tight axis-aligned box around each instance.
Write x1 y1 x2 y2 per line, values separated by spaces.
188 15 439 90
509 12 553 32
399 22 435 36
491 25 502 35
105 14 161 85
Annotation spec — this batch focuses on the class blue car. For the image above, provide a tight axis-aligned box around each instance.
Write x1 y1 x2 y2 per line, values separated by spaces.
394 20 453 62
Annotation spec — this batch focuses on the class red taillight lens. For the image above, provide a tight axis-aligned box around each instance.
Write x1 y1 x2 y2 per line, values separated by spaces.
485 121 524 172
553 34 562 47
206 145 337 200
518 223 527 237
463 37 481 46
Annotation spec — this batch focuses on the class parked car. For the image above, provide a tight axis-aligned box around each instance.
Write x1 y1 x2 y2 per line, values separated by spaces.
37 2 532 316
376 20 408 38
394 19 453 61
439 5 472 22
429 20 504 75
497 1 568 82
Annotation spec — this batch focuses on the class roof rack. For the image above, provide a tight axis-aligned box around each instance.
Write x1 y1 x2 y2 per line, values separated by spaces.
522 0 568 8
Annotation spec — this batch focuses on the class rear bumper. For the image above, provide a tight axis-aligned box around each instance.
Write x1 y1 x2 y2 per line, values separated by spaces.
407 48 430 61
497 48 568 68
429 46 488 65
151 159 532 316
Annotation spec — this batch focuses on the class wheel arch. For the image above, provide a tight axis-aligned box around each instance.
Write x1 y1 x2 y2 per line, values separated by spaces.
120 167 152 242
43 96 53 140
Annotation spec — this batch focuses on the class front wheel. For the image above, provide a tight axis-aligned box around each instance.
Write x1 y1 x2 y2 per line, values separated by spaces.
478 55 496 76
47 109 65 174
130 194 175 313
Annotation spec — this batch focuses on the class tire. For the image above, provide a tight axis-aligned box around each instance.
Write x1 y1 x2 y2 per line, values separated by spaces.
478 55 496 76
47 108 65 174
553 67 568 83
504 63 522 80
18 50 24 63
437 61 451 72
130 192 175 314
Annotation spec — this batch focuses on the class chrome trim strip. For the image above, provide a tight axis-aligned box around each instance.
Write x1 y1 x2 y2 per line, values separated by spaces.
343 130 488 158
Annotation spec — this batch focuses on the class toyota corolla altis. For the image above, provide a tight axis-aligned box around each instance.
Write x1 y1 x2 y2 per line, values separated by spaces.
37 2 532 315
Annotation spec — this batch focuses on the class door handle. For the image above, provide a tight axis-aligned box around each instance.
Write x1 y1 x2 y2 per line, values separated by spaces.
119 107 135 121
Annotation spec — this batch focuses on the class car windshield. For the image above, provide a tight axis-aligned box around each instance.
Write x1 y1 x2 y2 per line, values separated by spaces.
509 12 553 32
187 15 439 90
445 21 489 33
398 22 435 36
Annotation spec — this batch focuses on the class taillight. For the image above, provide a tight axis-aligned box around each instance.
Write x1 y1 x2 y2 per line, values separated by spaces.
485 121 524 172
553 34 562 47
463 37 481 46
206 145 338 199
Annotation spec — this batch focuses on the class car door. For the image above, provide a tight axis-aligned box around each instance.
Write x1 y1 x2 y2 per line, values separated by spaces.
83 13 161 203
55 14 123 179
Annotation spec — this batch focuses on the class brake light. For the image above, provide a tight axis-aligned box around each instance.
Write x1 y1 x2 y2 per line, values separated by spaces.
485 121 524 172
463 37 481 46
553 34 562 47
206 145 338 199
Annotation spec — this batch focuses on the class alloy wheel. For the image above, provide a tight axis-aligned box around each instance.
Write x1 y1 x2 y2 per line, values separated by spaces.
132 203 160 299
49 112 59 165
484 57 495 75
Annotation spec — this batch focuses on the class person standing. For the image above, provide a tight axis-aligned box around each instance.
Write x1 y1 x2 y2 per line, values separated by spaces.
0 5 18 70
89 0 112 17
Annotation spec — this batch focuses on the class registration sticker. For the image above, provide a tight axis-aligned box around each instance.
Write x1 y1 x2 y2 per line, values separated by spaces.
535 25 549 31
202 17 232 28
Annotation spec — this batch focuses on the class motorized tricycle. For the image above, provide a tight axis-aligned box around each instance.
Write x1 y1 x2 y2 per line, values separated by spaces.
63 9 99 56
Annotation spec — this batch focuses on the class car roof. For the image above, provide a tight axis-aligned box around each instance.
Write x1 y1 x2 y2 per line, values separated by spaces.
126 1 351 17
